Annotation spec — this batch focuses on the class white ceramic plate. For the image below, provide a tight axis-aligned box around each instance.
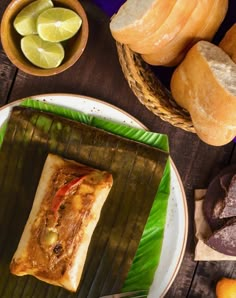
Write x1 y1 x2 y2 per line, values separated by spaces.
0 93 188 298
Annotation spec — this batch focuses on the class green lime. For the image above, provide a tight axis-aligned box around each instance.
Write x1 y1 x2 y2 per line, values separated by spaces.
21 35 65 69
37 7 82 42
14 0 54 36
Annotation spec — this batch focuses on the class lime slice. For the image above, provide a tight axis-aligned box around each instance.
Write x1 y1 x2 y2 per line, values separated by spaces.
37 7 82 42
21 35 65 69
14 0 54 36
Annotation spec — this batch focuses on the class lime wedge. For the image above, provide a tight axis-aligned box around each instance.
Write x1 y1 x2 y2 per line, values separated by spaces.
37 7 82 42
14 0 54 36
21 35 65 69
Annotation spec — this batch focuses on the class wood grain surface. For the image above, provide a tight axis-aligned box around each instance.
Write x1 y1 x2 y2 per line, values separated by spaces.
0 0 235 297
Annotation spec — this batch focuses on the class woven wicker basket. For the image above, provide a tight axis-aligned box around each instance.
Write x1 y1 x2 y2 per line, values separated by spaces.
116 42 195 133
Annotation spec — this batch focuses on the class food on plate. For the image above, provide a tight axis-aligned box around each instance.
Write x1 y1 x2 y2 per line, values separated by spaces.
202 165 236 256
13 0 82 69
170 40 236 146
13 0 53 36
216 277 236 298
10 154 113 292
109 0 228 66
219 24 236 64
4 105 169 295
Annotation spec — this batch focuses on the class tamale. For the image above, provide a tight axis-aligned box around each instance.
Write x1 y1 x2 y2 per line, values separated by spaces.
0 106 168 297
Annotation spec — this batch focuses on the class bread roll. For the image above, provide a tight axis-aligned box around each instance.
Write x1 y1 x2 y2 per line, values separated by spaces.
141 0 213 65
188 0 228 49
219 23 236 64
142 0 228 66
128 0 198 54
10 154 113 292
109 0 176 45
170 40 236 146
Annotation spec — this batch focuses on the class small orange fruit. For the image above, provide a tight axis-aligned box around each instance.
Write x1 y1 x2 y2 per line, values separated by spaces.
216 277 236 298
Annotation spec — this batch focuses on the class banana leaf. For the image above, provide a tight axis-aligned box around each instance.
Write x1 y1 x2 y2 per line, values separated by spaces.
0 99 170 297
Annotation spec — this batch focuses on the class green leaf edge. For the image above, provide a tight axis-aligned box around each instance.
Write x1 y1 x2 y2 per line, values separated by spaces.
0 98 171 293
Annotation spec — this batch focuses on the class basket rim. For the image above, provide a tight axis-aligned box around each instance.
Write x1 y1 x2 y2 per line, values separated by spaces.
116 42 195 133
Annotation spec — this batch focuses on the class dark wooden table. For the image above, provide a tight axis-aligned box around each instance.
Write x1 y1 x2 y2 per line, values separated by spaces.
0 1 235 297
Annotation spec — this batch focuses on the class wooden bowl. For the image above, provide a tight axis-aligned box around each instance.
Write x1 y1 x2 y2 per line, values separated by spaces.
0 0 89 76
